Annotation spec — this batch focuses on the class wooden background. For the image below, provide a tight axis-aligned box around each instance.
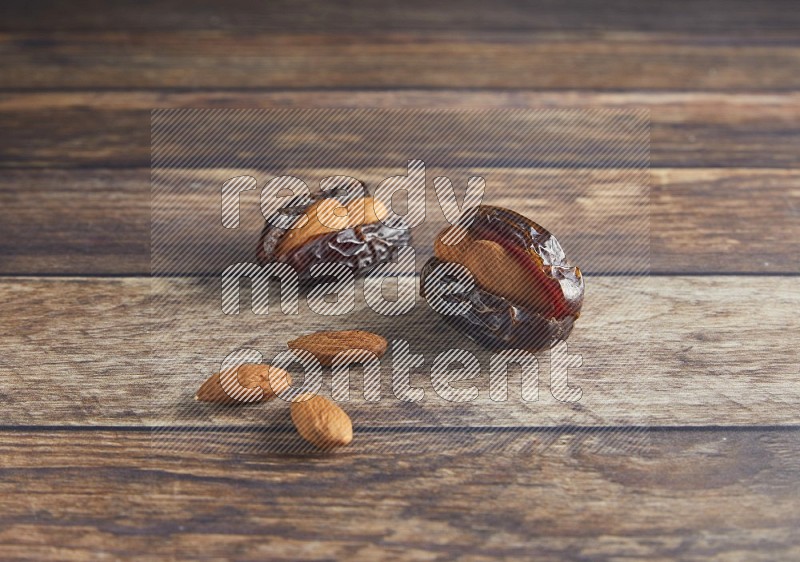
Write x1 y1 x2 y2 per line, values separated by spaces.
1 1 799 559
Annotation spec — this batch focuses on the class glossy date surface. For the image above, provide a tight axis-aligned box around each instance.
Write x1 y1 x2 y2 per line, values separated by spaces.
421 205 584 351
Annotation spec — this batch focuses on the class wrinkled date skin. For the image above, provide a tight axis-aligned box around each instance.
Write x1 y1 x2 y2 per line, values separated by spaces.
420 205 584 352
257 182 411 281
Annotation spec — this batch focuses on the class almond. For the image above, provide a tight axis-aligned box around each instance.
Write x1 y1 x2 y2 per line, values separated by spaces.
433 224 473 263
461 239 553 314
290 394 353 450
274 196 388 258
287 329 388 366
346 196 388 226
195 363 292 404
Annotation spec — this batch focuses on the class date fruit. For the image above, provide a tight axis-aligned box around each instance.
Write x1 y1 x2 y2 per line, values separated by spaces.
257 180 410 280
420 205 584 351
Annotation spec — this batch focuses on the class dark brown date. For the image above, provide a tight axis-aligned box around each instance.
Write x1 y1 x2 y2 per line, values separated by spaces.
420 205 583 351
257 181 411 280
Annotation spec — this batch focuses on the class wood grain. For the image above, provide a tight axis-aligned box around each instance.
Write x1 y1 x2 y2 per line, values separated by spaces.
1 91 798 168
0 275 797 427
1 0 798 556
1 31 800 91
149 165 651 276
0 428 798 560
2 167 797 275
2 0 799 32
0 169 148 274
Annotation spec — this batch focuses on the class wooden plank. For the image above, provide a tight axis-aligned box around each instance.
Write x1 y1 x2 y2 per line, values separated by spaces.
148 108 651 170
2 0 799 32
150 165 651 276
2 168 798 275
1 31 800 91
650 168 800 273
0 169 149 274
1 92 798 168
0 276 797 427
0 428 798 560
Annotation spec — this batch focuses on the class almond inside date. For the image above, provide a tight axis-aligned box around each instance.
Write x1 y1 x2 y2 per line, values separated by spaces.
432 207 583 321
421 205 584 351
274 196 388 259
257 183 411 280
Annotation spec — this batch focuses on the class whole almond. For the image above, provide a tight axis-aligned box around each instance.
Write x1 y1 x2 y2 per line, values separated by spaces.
290 394 353 450
461 239 554 314
195 363 292 404
288 330 388 366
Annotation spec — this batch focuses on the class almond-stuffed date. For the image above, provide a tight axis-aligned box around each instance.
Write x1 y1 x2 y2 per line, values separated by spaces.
257 182 410 280
420 205 583 351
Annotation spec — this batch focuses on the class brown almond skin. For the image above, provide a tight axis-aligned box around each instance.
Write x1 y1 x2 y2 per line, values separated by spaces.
287 330 388 366
290 395 353 450
433 225 473 263
195 364 292 404
460 239 555 315
434 205 583 321
274 197 388 259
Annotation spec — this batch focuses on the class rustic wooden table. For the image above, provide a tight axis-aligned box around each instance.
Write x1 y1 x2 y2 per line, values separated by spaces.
1 1 799 559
